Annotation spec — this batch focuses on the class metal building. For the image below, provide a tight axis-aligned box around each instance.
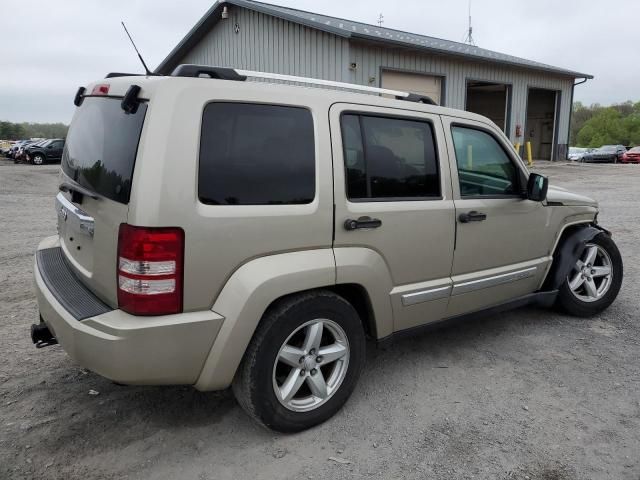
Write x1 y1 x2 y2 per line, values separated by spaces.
156 0 592 161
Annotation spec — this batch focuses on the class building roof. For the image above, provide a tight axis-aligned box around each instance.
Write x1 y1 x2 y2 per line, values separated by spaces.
156 0 593 79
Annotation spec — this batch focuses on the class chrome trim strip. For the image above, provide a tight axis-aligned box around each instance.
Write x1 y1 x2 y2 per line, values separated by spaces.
55 192 95 237
452 267 537 296
401 285 452 306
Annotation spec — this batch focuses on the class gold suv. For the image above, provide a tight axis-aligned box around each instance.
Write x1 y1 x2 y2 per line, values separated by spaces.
32 65 623 432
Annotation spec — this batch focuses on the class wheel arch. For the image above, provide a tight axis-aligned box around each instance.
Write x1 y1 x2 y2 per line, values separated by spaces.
194 248 393 391
541 222 609 291
194 249 335 391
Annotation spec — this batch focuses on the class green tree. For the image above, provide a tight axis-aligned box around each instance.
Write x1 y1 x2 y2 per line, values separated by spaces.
572 100 640 147
0 121 67 140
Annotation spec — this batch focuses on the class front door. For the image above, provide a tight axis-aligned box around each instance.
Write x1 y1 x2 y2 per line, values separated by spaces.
330 104 455 333
441 116 553 317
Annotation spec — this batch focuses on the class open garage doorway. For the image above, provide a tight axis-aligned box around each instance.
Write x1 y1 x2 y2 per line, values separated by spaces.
525 88 559 161
465 81 511 134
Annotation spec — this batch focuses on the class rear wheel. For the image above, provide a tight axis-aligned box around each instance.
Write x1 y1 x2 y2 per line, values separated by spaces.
32 154 45 165
556 233 623 316
232 290 366 432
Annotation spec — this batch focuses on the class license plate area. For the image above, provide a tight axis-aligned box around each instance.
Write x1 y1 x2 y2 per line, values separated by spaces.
55 192 95 275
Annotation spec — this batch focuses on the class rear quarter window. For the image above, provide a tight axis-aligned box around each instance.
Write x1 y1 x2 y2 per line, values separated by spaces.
198 103 315 205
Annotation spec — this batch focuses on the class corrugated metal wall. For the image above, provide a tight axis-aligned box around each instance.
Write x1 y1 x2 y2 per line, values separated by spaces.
180 7 350 81
178 6 574 156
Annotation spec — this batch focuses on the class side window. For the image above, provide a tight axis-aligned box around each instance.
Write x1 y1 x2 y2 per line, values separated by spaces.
341 114 440 200
451 126 520 197
199 103 315 205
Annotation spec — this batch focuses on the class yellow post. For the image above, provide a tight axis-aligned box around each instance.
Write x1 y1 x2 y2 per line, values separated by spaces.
514 142 521 157
526 141 533 166
467 144 473 169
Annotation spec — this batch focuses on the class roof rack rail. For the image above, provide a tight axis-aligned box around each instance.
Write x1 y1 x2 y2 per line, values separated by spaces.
169 64 437 105
105 73 146 78
171 64 247 81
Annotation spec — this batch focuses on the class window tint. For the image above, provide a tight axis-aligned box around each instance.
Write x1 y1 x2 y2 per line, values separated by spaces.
341 114 440 200
62 97 147 204
451 126 520 197
199 103 315 205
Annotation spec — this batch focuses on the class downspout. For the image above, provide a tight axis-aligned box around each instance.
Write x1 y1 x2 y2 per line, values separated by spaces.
568 77 589 153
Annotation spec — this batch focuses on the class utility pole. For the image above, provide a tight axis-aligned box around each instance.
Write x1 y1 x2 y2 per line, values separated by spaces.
377 13 384 27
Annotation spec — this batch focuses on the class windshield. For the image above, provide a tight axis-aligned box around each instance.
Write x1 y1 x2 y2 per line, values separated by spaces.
629 147 640 153
599 146 616 152
61 97 147 204
569 147 585 154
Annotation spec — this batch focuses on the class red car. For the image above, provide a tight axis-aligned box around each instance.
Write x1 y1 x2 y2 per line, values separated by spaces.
621 146 640 164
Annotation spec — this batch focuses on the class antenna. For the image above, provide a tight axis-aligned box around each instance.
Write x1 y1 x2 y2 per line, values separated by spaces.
463 0 476 46
377 13 384 26
121 21 153 76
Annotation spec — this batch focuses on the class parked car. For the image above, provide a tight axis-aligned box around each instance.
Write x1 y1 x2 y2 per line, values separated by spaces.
568 147 590 161
7 140 29 159
621 146 640 164
581 145 626 163
25 138 65 165
13 140 42 163
32 66 623 432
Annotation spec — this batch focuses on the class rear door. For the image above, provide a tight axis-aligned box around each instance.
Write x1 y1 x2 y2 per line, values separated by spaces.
330 103 455 332
58 96 147 307
441 116 552 317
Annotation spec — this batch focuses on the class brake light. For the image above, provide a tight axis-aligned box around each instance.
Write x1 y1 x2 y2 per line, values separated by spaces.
117 224 184 316
91 84 110 95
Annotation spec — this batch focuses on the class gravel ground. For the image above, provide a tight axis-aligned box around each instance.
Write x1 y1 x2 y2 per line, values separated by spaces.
1 159 639 480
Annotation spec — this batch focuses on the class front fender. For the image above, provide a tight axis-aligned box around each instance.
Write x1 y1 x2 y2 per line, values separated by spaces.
194 249 335 391
542 224 609 291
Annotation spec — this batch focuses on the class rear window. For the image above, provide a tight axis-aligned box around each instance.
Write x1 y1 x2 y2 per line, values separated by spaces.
199 103 315 205
61 97 147 204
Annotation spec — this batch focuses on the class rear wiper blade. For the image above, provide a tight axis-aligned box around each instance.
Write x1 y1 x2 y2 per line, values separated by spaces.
59 182 100 200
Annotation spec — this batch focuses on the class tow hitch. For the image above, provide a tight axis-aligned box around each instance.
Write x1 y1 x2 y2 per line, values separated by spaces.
31 322 58 348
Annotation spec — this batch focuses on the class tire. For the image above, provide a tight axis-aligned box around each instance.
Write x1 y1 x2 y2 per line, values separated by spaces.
232 290 366 432
556 233 623 317
32 154 45 165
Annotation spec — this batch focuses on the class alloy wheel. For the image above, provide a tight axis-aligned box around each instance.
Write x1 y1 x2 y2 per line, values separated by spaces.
567 243 613 303
272 318 350 412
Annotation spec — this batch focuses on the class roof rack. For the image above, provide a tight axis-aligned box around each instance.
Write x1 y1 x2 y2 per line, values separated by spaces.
170 64 436 105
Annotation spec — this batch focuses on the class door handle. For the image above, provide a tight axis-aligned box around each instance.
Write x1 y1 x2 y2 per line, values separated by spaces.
344 216 382 231
458 210 487 223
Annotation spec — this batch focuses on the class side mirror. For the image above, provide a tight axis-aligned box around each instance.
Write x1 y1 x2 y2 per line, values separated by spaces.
526 173 548 202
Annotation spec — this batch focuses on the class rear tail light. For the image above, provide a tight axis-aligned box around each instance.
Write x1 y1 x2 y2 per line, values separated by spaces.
117 224 184 316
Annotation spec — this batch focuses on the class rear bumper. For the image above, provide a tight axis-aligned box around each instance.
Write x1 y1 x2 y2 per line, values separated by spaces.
34 236 224 385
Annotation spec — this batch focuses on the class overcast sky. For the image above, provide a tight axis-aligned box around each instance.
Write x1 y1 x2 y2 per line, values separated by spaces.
1 0 638 123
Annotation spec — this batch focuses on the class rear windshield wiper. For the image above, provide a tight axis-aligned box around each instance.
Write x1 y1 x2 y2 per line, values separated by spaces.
59 182 100 200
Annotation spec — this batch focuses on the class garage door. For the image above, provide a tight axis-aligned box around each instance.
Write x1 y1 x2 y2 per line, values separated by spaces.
381 70 442 105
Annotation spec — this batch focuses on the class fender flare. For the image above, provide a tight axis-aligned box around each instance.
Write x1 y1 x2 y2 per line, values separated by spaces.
542 223 610 291
194 249 336 391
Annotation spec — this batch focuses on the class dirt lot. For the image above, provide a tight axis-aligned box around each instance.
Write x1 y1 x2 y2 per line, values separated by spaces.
0 159 639 480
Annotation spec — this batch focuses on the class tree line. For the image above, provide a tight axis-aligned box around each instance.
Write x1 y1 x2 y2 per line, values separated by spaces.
0 121 68 140
571 101 640 148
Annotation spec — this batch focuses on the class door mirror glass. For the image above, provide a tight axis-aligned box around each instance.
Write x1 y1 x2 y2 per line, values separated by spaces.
527 173 548 202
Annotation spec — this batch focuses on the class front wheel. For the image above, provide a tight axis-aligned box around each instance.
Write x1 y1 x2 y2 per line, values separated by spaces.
232 291 366 432
556 233 623 317
32 154 45 165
